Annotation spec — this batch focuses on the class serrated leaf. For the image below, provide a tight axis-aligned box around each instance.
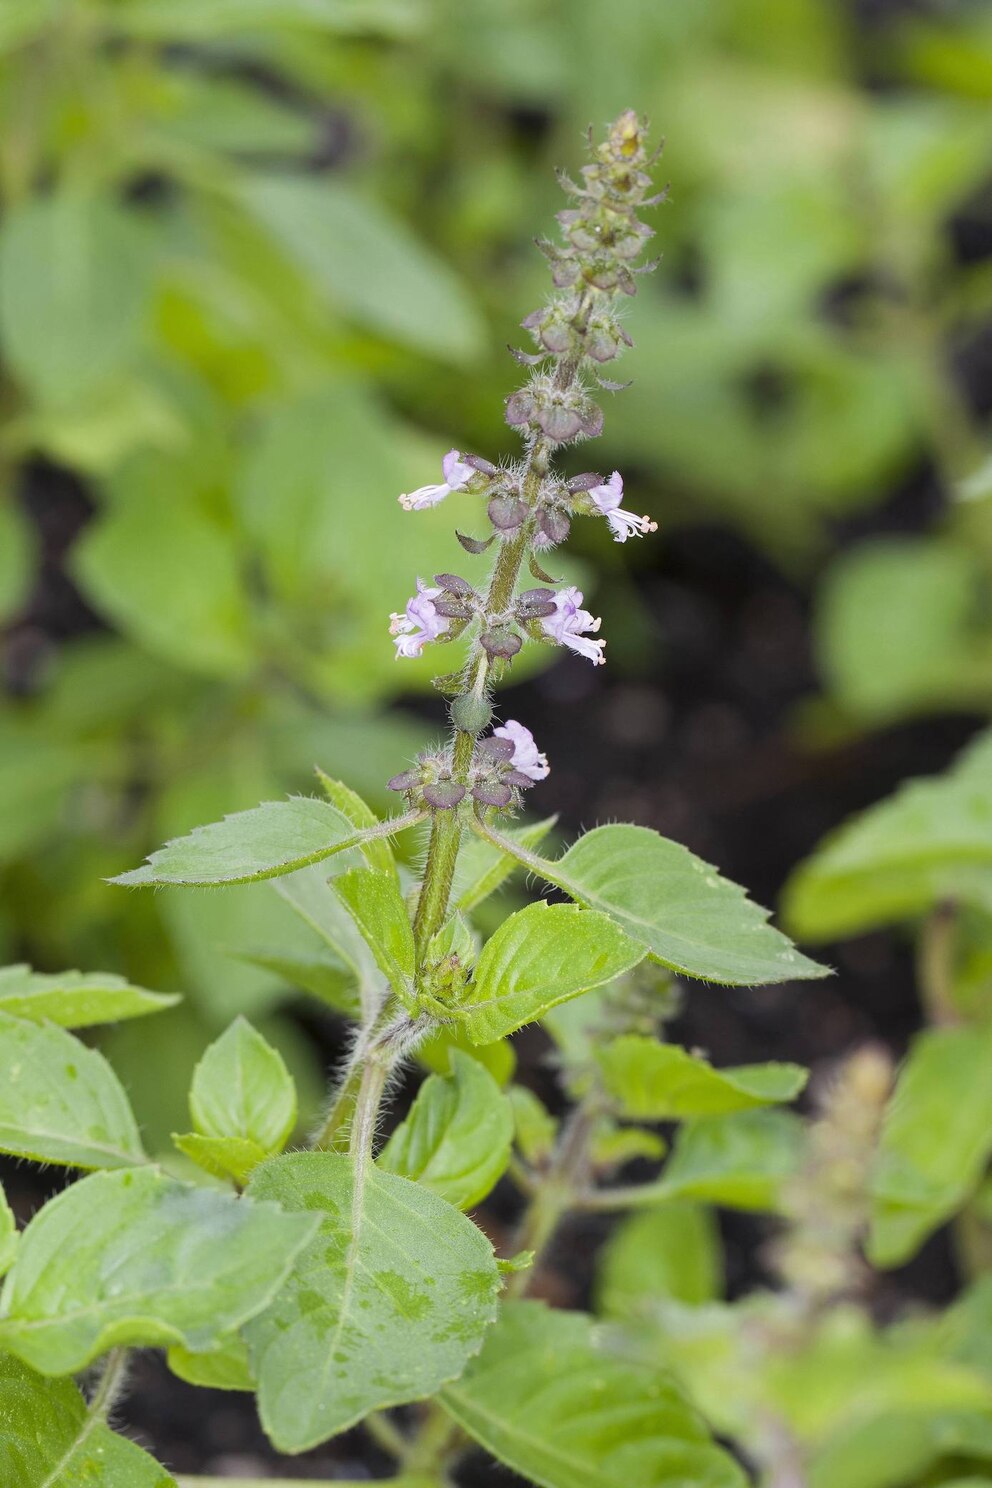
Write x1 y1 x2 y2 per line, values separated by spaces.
245 1151 500 1452
0 1167 318 1374
478 823 828 986
0 1181 17 1276
190 1016 296 1156
0 963 180 1028
453 816 558 912
0 1352 175 1487
0 1011 145 1169
113 798 409 887
315 770 397 879
598 1035 808 1119
379 1050 513 1210
331 868 416 1008
439 1301 746 1488
168 1332 254 1393
458 902 645 1044
597 1203 722 1317
869 1022 992 1267
785 728 992 940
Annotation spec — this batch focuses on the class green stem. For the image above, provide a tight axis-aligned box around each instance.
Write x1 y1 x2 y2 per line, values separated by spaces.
918 900 959 1028
87 1346 129 1419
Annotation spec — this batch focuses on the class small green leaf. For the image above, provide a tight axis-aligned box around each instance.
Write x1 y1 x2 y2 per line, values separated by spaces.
598 1035 808 1119
172 1132 269 1186
508 1085 558 1165
0 1181 17 1276
869 1022 992 1267
331 867 416 1007
454 816 558 912
0 1352 175 1486
597 1203 722 1316
0 963 180 1028
379 1050 514 1210
190 1016 297 1156
785 728 992 940
458 901 645 1044
0 1167 318 1374
113 798 408 887
315 770 397 879
478 822 828 986
416 1022 517 1086
0 1011 145 1169
439 1301 746 1488
168 1333 254 1392
245 1151 500 1452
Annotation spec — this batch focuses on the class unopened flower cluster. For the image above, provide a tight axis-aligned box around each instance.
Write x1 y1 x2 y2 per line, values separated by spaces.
386 112 663 814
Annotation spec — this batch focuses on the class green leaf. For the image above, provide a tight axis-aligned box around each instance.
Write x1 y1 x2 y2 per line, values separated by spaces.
112 798 405 886
0 963 180 1028
315 770 397 879
0 193 151 405
784 728 992 940
172 1132 269 1186
273 863 382 1017
0 1166 318 1374
458 901 646 1044
598 1035 808 1119
869 1022 992 1267
331 867 416 1007
0 1181 17 1277
453 816 558 912
508 1085 559 1165
439 1301 746 1488
0 1352 176 1486
379 1050 513 1210
235 948 360 1017
0 1011 145 1169
72 494 253 680
245 1151 500 1452
113 0 425 40
596 1203 722 1317
167 1333 254 1393
233 174 484 362
480 823 828 986
416 1022 516 1087
190 1016 297 1156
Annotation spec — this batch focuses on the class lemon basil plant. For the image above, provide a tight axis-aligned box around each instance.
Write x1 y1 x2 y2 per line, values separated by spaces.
0 115 828 1487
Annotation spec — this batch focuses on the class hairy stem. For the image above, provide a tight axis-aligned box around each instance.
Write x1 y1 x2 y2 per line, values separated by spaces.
87 1346 129 1420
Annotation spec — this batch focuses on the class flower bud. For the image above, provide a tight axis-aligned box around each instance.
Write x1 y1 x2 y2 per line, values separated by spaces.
450 694 493 736
481 628 523 659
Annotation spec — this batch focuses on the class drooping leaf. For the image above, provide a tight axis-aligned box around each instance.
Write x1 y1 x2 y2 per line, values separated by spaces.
784 728 992 940
0 1352 175 1487
478 823 828 986
273 862 383 1018
439 1301 746 1488
457 901 645 1044
233 174 484 362
0 963 180 1028
869 1021 992 1267
331 867 416 1008
0 1166 318 1374
0 192 151 405
190 1016 297 1156
379 1050 514 1210
596 1111 805 1213
235 948 360 1017
167 1332 254 1393
598 1035 808 1119
0 1011 145 1169
245 1151 500 1452
112 798 409 887
596 1203 722 1317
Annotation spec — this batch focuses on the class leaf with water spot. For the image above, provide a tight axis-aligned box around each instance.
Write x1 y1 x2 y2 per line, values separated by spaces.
245 1151 500 1452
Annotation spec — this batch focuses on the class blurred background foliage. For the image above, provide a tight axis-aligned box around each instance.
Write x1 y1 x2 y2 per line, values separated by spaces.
0 0 991 1133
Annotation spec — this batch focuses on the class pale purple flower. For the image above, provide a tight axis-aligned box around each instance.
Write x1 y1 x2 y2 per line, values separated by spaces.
399 449 474 511
389 579 451 658
541 587 606 666
589 470 657 543
493 719 550 781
